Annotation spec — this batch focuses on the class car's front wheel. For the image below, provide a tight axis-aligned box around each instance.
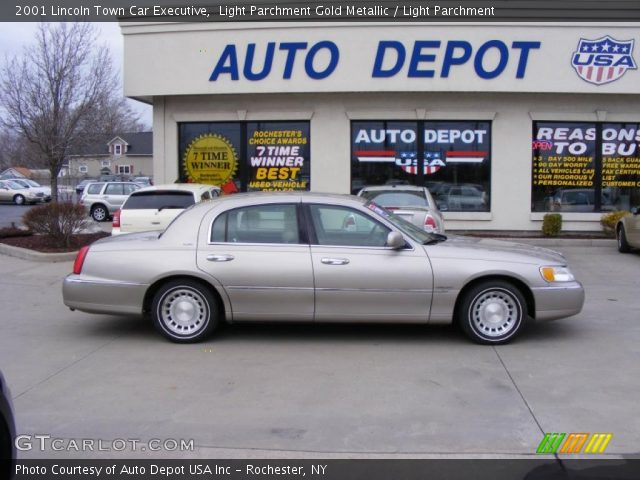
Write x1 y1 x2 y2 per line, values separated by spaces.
13 194 25 206
617 224 631 253
458 280 527 345
90 204 108 222
151 280 219 343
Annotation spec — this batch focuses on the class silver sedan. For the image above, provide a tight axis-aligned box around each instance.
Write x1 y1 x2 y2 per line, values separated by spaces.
63 192 584 344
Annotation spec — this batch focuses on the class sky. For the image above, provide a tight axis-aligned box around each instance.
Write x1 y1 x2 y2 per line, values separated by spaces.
0 22 153 128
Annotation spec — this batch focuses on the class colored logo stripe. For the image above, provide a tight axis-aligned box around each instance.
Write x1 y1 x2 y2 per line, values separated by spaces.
559 433 589 454
537 433 565 454
584 433 613 454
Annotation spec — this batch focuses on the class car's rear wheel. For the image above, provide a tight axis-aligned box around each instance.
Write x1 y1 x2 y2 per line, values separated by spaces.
458 280 527 345
90 204 108 222
151 280 219 343
13 194 25 206
617 224 631 253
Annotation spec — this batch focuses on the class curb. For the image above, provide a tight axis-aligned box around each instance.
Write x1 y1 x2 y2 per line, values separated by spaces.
0 242 77 262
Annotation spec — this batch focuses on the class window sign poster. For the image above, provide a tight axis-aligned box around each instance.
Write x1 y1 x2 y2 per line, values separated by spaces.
246 122 310 191
179 123 242 193
351 121 491 211
602 123 640 210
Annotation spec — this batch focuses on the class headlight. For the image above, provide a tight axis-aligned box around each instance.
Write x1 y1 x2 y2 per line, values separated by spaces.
540 266 575 283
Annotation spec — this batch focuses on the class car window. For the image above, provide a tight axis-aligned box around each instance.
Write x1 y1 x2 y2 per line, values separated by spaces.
201 191 211 201
86 183 104 194
5 180 25 189
123 191 195 210
104 183 124 195
309 204 390 247
210 189 220 198
360 190 427 207
210 204 300 244
124 183 139 195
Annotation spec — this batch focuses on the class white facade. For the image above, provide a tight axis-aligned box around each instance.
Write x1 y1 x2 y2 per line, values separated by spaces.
122 22 640 231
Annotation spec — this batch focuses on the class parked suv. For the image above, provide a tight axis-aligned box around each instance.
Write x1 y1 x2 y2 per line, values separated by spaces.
81 181 140 221
112 184 220 235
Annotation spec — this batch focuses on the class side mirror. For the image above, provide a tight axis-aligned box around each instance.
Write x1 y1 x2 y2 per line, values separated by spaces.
386 231 405 250
632 207 639 215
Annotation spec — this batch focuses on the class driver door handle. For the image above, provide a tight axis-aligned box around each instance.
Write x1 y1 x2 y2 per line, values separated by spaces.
321 257 350 265
207 254 235 262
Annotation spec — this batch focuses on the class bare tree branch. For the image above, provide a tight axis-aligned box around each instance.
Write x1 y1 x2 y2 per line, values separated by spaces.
0 23 143 200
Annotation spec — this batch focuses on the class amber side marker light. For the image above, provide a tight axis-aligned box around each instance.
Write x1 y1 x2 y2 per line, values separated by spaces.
73 246 90 274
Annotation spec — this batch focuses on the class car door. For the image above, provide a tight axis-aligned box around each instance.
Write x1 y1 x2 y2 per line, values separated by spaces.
0 182 10 202
306 203 433 323
628 208 640 246
197 202 314 322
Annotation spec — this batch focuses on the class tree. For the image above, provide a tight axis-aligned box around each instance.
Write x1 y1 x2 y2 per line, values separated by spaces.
0 23 142 201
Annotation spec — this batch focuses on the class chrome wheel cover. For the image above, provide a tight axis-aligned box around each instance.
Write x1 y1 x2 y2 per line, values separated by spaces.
158 287 209 337
470 288 521 338
15 195 24 205
92 207 106 221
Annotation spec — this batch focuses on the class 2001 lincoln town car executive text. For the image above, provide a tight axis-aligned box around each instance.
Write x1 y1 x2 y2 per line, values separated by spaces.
62 192 584 344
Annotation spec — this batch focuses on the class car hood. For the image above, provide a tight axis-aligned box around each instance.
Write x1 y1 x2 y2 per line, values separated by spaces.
426 235 566 265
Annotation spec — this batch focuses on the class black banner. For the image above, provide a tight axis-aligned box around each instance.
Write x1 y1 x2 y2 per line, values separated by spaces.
4 0 640 22
5 459 640 480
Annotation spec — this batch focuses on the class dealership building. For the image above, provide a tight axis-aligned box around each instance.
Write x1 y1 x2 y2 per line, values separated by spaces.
122 21 640 231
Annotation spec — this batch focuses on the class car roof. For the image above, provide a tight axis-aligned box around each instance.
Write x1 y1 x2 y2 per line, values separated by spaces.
132 183 221 194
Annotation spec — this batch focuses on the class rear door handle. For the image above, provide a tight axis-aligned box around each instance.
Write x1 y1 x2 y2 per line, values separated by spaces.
207 254 234 262
321 257 350 265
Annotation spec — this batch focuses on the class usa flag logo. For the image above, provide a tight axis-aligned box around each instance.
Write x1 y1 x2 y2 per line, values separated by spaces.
571 36 637 85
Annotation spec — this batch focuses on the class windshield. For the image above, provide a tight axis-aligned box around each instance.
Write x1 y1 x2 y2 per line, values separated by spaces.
365 201 437 244
25 180 41 187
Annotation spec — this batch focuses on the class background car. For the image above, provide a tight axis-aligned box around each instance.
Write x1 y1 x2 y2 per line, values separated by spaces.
133 176 153 187
545 188 615 212
357 185 445 233
63 192 584 345
112 184 220 235
7 178 51 202
436 183 488 211
0 179 46 205
80 181 140 221
616 206 640 253
0 370 16 473
75 178 97 195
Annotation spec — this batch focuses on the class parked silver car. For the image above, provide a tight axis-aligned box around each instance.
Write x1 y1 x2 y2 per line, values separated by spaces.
0 179 48 205
63 193 584 345
616 206 640 252
357 185 445 234
7 178 51 202
80 181 140 221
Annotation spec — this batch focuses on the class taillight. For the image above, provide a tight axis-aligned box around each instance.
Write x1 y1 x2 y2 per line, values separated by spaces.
112 209 121 228
73 246 90 274
424 214 437 232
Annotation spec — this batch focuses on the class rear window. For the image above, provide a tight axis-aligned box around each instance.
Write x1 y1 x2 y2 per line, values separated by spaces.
86 183 104 194
123 191 195 210
360 190 427 207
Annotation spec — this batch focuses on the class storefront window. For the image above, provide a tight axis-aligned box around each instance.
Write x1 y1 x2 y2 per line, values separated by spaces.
532 122 640 212
179 121 310 193
351 121 491 212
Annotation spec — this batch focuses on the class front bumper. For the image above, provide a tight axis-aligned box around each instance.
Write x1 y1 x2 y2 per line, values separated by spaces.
532 281 585 321
62 275 148 316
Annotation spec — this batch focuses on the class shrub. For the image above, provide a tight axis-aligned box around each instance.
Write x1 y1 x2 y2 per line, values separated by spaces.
23 202 90 248
600 210 630 237
542 213 562 237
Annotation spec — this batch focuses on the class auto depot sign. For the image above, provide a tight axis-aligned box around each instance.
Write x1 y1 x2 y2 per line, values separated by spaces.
123 24 640 97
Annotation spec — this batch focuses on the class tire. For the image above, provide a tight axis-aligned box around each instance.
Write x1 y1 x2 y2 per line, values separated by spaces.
90 204 108 222
151 280 219 343
617 224 631 253
13 195 25 206
458 280 527 345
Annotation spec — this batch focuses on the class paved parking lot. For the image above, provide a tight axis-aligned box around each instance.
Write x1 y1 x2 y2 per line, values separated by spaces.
0 245 639 459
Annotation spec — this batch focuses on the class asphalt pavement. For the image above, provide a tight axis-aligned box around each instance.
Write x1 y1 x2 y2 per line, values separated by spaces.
0 245 639 459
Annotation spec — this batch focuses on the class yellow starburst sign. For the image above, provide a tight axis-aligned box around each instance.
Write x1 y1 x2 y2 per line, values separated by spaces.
183 133 238 186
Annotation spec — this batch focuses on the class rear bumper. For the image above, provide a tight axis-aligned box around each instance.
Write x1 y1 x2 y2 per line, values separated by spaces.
532 282 585 321
62 275 148 315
